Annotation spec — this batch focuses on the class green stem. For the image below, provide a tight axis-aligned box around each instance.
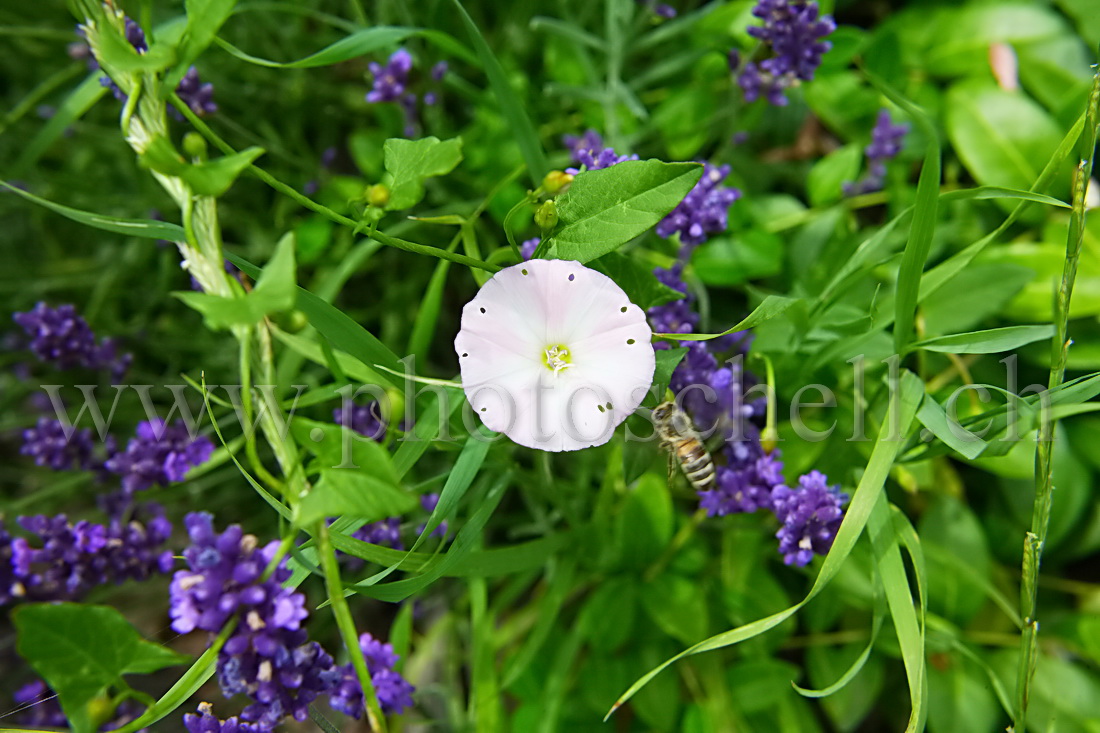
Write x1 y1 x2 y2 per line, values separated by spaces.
316 521 387 732
169 94 499 273
1013 64 1100 733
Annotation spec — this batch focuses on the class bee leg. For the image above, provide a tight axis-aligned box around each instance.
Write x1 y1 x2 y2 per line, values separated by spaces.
667 450 676 488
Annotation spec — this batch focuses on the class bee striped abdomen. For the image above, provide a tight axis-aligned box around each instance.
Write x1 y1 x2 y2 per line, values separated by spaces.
674 437 716 492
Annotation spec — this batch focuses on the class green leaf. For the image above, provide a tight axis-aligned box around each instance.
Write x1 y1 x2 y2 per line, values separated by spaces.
542 160 702 262
0 180 186 241
946 81 1063 194
225 253 406 387
94 20 176 74
297 468 417 527
216 26 418 69
656 294 799 340
383 137 463 210
807 144 863 207
142 138 264 197
916 397 986 461
579 578 638 652
450 0 548 185
912 325 1055 354
641 573 709 645
165 0 237 89
652 347 688 398
15 604 188 733
692 232 785 288
588 252 683 309
175 233 295 329
921 263 1033 335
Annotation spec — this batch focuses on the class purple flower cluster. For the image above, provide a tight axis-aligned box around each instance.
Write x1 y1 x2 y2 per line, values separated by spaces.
104 419 215 494
656 163 741 247
13 302 131 379
647 252 845 567
329 633 416 717
772 471 847 565
843 109 909 196
184 703 263 733
520 238 540 260
563 130 639 174
353 518 404 550
734 0 835 106
333 400 386 441
366 49 448 137
20 417 95 471
4 503 174 603
169 513 339 729
85 19 216 117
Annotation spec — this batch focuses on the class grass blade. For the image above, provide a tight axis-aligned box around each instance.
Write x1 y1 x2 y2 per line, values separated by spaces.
449 0 549 185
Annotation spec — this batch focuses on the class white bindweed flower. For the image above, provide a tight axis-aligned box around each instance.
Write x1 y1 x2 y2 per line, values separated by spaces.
455 259 655 451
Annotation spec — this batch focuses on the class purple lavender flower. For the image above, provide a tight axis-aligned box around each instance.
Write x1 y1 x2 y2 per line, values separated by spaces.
175 66 218 117
655 4 677 18
563 130 639 174
334 400 386 441
368 49 413 103
431 61 448 82
104 419 214 493
21 417 95 471
699 442 784 516
656 163 741 247
12 680 69 730
124 17 147 52
170 513 340 728
353 518 403 550
184 703 263 733
736 0 835 106
329 633 415 717
13 302 130 377
520 238 540 260
417 493 447 539
771 470 847 566
0 521 14 606
6 503 173 603
843 109 909 196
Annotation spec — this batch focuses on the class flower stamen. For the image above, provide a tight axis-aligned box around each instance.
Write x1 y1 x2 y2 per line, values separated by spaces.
543 344 572 373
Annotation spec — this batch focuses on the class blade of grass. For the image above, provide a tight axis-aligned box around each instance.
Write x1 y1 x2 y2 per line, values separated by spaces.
1014 61 1100 733
449 0 549 185
606 370 924 717
11 73 107 177
469 576 503 731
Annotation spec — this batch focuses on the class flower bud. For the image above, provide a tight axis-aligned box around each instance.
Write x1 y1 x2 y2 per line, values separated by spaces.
534 200 558 230
366 183 390 208
182 132 207 160
541 170 573 195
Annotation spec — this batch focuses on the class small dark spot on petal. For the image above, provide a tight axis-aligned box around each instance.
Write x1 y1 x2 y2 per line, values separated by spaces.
480 407 487 412
480 307 486 313
620 306 627 313
597 404 605 413
627 338 635 344
568 274 575 281
606 402 613 410
462 352 468 357
522 269 528 275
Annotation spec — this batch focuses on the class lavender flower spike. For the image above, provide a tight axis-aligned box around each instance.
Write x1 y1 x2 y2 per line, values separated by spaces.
367 49 413 103
104 419 214 493
21 417 95 471
771 470 848 566
329 633 416 717
13 302 130 375
843 109 909 196
736 0 835 106
656 162 741 248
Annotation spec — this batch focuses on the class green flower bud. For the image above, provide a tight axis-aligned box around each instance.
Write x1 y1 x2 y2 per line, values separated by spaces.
542 170 574 195
534 200 558 230
366 184 390 208
182 132 207 160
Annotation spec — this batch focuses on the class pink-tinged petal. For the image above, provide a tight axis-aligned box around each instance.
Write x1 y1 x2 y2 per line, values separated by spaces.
455 259 655 451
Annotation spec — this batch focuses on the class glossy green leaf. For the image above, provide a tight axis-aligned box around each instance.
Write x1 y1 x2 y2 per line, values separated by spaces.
946 81 1063 194
807 144 862 206
542 160 702 262
142 137 264 197
15 604 188 733
383 136 463 210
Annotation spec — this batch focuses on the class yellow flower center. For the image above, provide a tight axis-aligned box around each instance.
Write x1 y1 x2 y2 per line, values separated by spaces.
543 344 572 373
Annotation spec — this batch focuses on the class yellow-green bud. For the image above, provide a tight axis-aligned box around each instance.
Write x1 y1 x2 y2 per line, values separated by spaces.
542 170 574 195
182 132 207 160
534 200 558 230
366 184 391 208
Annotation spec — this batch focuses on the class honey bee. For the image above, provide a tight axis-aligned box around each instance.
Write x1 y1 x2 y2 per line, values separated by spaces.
652 401 716 493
